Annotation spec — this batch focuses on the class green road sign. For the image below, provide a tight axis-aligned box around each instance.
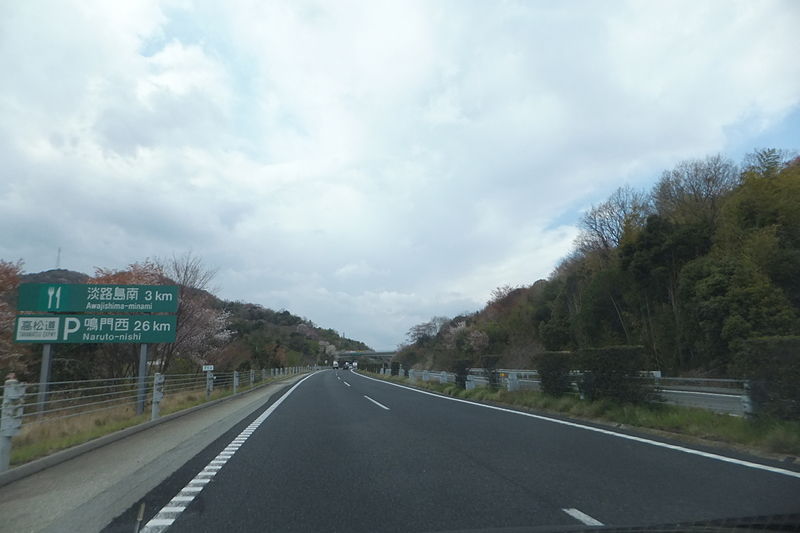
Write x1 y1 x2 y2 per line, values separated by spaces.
14 315 178 344
17 284 180 313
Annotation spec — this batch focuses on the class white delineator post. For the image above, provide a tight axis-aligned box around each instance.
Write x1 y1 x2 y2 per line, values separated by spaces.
206 371 214 400
1 374 26 472
151 373 165 421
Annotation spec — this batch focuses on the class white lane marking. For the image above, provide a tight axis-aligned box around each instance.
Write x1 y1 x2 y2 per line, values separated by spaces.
141 371 320 532
661 389 742 398
353 372 800 480
562 508 603 526
363 395 390 410
343 381 351 387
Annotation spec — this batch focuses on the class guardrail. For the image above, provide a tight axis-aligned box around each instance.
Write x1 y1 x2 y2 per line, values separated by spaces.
380 367 751 417
0 366 314 472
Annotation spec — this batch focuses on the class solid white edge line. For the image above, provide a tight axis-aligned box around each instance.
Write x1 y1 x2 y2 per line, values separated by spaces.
563 508 604 526
352 372 800 480
661 389 742 398
363 395 390 410
140 371 321 532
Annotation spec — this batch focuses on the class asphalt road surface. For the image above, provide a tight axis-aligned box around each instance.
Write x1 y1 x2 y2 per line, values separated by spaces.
105 370 800 533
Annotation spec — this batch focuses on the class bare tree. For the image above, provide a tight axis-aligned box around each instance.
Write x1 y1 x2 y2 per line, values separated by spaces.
152 252 230 372
577 185 651 254
406 316 449 346
651 154 739 226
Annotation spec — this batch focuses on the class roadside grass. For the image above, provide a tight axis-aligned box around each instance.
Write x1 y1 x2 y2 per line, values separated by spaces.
367 373 800 457
9 381 265 466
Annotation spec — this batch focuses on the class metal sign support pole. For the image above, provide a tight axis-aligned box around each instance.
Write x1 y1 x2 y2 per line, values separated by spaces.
37 344 53 417
136 344 149 416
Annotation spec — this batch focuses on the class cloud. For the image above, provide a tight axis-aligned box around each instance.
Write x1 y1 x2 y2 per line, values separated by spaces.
1 0 798 349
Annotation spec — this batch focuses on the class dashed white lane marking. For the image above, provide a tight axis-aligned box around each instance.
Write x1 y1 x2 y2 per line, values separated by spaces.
343 381 351 387
562 508 603 526
363 395 390 410
353 372 800 480
140 371 320 532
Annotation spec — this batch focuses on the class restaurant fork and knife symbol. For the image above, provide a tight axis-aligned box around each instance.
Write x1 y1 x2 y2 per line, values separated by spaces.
47 286 62 309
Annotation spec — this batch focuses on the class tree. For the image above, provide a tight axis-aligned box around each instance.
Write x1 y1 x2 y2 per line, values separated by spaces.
652 154 739 227
577 185 651 256
678 256 797 372
742 148 793 179
619 215 713 371
0 260 24 376
153 252 230 373
406 316 449 346
716 159 800 307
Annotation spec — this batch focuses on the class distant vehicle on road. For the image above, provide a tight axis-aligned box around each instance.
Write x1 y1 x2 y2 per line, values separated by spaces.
332 361 339 369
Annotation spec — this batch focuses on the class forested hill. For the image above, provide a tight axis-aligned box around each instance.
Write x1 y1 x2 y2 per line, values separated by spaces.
216 300 371 371
397 149 800 377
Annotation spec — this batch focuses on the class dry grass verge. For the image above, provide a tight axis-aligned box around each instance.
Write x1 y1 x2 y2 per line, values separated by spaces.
9 382 260 466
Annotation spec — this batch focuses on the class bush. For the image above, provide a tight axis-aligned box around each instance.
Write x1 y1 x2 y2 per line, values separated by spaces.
535 351 573 397
451 358 471 389
577 345 648 403
734 336 800 420
480 355 501 390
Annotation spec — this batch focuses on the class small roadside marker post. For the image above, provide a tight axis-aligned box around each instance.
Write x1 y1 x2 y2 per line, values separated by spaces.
151 373 165 421
1 374 25 473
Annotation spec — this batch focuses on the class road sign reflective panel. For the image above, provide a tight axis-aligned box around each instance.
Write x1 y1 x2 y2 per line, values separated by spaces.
17 284 180 314
14 315 177 344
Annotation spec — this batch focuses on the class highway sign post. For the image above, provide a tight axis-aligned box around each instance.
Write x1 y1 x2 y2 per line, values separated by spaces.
14 283 181 417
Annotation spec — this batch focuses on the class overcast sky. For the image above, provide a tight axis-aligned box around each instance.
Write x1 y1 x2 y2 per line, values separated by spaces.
1 1 798 349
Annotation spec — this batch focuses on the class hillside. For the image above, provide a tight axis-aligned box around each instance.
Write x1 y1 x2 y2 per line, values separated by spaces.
396 149 800 377
213 300 371 371
22 269 90 285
